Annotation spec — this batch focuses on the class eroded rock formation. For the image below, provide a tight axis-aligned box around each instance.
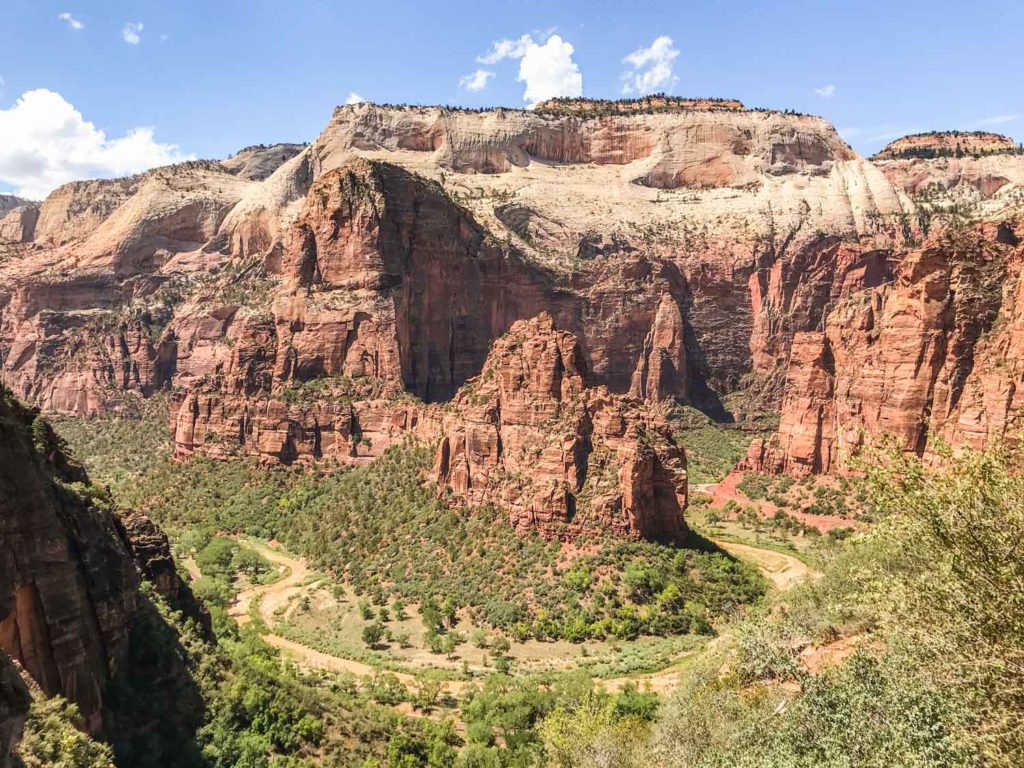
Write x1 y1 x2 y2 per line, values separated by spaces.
5 101 1024 493
434 314 687 541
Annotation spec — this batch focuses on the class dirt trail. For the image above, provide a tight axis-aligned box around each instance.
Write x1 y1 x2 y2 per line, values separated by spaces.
224 541 469 695
226 541 307 627
714 539 810 591
204 537 808 701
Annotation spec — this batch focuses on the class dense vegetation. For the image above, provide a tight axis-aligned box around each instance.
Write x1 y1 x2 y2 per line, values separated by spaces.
536 443 1024 767
115 442 764 643
668 406 760 485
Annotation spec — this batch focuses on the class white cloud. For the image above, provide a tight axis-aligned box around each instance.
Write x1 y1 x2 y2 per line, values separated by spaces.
459 69 495 92
122 22 143 45
344 92 366 105
477 35 533 65
58 12 84 31
621 36 679 95
477 33 583 107
815 84 836 98
0 89 190 199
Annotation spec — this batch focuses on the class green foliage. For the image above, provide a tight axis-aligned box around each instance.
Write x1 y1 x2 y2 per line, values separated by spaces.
543 442 1024 767
668 407 758 485
15 697 114 768
118 444 765 642
363 621 386 648
49 395 172 492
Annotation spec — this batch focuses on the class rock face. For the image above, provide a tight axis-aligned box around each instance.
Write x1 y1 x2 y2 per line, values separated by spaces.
629 292 688 402
115 509 213 640
746 220 1023 474
0 206 38 245
10 103 1024 493
219 143 307 181
0 101 912 425
0 652 31 768
434 314 687 541
0 386 203 743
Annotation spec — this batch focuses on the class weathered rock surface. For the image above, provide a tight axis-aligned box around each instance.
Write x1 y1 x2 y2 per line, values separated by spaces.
9 104 1024 493
219 143 307 181
1 102 914 425
115 509 213 639
0 206 38 245
434 314 687 541
0 386 203 746
746 220 1023 474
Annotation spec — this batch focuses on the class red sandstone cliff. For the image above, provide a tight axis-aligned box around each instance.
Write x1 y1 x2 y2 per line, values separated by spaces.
9 106 1024 495
746 219 1023 474
434 314 687 542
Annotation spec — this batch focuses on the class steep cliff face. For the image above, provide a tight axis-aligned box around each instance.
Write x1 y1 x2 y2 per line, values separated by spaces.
746 220 1021 474
1 102 913 426
167 159 696 468
434 314 688 542
0 386 203 746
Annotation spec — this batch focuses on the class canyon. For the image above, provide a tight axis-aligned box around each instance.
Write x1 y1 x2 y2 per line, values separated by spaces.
2 102 1024 545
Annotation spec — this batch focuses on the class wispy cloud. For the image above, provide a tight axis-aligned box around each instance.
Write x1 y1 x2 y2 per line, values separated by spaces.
58 12 84 31
621 36 679 95
815 84 836 98
478 35 533 65
477 33 582 107
121 22 143 45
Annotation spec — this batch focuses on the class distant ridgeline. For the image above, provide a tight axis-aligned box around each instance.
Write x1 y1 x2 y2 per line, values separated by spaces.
533 94 745 116
874 130 1024 160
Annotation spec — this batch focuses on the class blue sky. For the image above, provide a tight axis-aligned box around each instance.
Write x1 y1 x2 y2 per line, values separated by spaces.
1 0 1022 197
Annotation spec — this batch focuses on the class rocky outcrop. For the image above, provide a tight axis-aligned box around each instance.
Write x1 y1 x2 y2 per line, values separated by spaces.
219 143 307 181
434 314 687 542
874 131 1020 160
0 652 30 768
746 221 1021 475
629 292 688 402
0 386 204 747
0 391 139 733
115 509 213 639
311 102 867 193
166 159 700 462
2 101 913 425
0 205 38 244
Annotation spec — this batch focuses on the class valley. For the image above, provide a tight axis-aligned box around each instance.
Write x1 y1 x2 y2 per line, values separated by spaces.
1 93 1022 767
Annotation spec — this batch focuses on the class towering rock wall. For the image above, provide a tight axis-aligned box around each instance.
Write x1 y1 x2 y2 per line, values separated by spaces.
0 102 912 424
746 220 1022 474
0 386 204 746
